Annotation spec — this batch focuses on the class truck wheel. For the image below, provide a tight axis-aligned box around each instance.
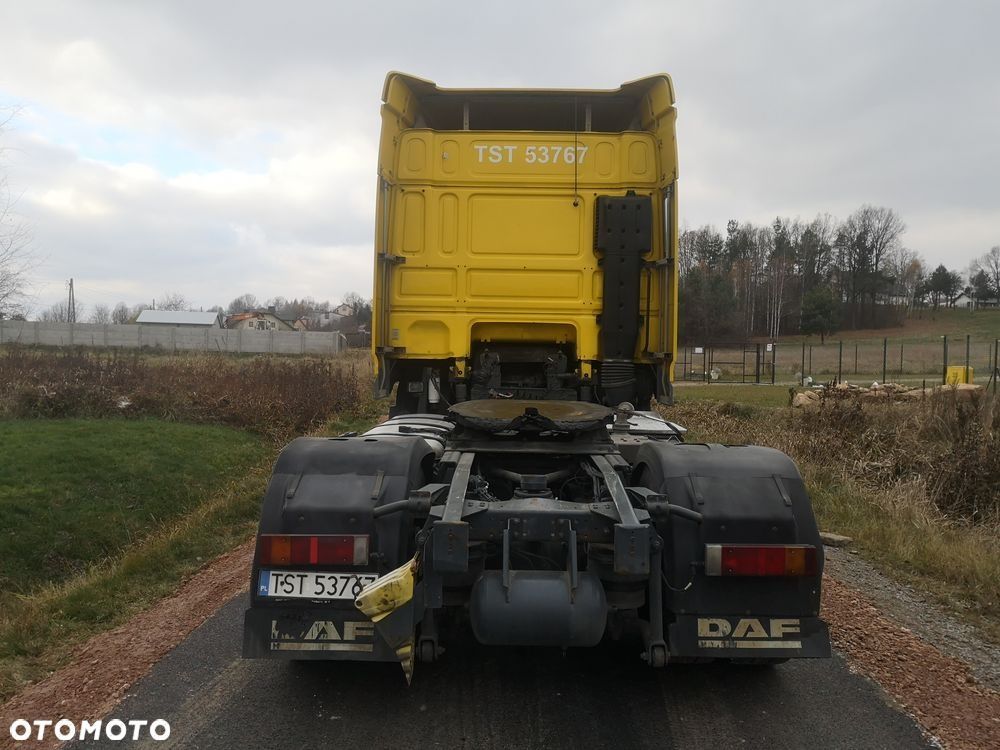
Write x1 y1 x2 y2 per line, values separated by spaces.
418 639 437 664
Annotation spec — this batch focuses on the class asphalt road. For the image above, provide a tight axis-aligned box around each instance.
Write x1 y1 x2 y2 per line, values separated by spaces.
75 595 931 750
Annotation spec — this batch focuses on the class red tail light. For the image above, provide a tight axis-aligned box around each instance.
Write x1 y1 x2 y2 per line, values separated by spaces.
705 544 817 577
257 534 369 566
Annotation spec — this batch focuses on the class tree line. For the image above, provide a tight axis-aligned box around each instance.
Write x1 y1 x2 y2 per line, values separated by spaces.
679 204 1000 344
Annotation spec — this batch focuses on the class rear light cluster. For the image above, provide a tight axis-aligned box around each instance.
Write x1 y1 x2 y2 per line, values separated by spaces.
257 534 369 566
705 544 817 577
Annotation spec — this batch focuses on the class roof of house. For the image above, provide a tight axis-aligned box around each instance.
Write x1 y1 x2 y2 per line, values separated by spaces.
135 310 221 326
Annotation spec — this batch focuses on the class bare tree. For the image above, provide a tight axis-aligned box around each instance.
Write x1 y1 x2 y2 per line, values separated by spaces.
858 205 905 283
112 302 131 324
980 246 1000 298
89 303 111 325
265 296 288 313
40 300 84 322
765 220 790 340
0 111 34 318
158 291 189 311
341 291 366 316
834 205 905 326
227 293 258 314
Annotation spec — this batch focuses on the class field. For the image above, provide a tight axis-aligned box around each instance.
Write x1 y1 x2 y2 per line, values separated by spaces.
679 308 1000 385
0 347 381 701
662 385 1000 643
779 306 1000 343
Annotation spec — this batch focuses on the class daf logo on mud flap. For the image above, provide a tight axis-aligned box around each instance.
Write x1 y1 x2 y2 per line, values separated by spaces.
269 620 376 653
697 617 803 650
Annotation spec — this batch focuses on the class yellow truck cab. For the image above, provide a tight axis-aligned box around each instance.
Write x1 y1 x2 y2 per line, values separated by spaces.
372 72 679 412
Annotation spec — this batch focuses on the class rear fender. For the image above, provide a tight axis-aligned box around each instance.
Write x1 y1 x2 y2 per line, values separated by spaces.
633 442 824 617
254 435 435 586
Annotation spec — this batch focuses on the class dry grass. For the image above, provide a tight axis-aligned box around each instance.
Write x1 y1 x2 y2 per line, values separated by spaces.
661 393 1000 641
0 347 372 441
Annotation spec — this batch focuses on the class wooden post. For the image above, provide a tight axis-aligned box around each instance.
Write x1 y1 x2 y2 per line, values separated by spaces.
965 334 971 383
942 335 948 384
882 337 887 384
994 338 998 394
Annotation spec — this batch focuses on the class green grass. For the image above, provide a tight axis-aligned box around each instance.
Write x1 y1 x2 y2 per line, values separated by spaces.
0 419 269 595
775 307 1000 344
0 410 384 701
0 418 274 700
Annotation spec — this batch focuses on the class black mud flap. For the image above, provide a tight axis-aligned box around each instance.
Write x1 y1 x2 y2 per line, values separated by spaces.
242 607 399 661
669 614 831 660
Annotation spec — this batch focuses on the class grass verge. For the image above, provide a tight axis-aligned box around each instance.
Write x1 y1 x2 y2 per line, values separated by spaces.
0 418 272 701
0 402 384 703
808 473 1000 643
0 419 269 594
663 389 1000 644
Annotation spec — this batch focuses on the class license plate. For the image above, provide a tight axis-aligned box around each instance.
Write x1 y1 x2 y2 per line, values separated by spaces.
258 570 378 600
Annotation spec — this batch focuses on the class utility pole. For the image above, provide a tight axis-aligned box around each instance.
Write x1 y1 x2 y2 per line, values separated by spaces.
67 278 76 323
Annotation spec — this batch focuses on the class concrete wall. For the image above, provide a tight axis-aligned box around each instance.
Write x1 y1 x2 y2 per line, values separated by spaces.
0 321 345 355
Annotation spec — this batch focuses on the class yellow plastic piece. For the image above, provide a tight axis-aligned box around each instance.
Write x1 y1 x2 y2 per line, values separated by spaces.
945 366 974 385
355 556 416 623
355 556 418 683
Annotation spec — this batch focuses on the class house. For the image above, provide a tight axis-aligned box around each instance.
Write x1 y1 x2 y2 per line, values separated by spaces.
225 308 296 331
308 310 344 329
332 302 354 318
292 317 311 331
135 310 223 328
951 293 1000 310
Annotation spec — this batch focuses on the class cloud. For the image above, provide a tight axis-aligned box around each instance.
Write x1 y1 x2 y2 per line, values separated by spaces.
1 0 998 313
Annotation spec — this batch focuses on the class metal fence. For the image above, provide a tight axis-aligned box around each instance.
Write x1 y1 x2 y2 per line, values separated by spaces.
0 320 345 356
678 343 777 384
679 335 1000 391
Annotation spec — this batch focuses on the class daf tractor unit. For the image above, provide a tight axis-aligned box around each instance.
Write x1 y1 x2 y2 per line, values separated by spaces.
242 73 830 681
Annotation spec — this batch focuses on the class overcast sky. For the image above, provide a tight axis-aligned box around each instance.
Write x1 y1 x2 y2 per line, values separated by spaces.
1 0 998 315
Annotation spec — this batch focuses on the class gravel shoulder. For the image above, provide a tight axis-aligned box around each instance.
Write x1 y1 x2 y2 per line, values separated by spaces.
0 541 255 750
821 546 1000 749
824 546 1000 692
